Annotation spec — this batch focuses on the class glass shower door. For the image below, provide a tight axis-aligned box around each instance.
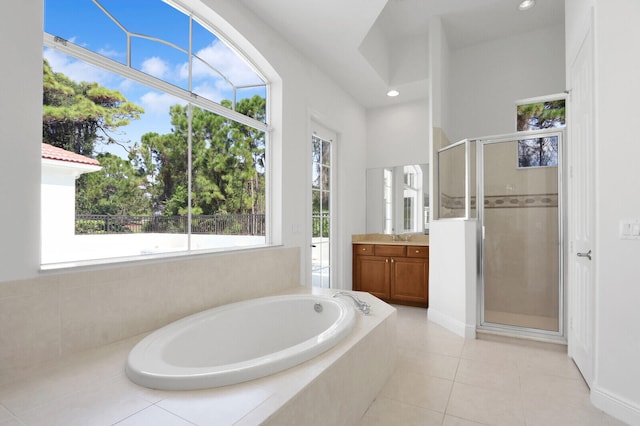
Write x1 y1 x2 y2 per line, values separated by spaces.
479 131 563 335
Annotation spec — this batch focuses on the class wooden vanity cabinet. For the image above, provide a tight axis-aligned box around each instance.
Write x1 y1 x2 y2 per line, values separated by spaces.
353 243 429 307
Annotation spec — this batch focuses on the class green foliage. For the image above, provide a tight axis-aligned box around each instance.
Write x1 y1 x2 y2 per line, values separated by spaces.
42 59 144 156
517 100 565 131
75 153 151 215
44 60 266 222
131 96 266 217
75 218 107 234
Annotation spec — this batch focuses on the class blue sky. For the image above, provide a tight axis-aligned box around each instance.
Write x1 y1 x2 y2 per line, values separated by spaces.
44 0 266 157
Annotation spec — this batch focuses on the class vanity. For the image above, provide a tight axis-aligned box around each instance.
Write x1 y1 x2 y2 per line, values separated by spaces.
352 234 429 308
357 162 430 307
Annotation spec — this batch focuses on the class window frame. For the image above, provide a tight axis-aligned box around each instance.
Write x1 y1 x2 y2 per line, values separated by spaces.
515 93 566 169
41 1 273 269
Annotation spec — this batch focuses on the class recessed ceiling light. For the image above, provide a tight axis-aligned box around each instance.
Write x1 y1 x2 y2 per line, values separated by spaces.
387 89 399 97
518 0 536 11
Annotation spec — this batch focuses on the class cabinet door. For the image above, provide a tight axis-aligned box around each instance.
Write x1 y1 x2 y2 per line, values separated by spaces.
391 257 428 306
355 255 390 299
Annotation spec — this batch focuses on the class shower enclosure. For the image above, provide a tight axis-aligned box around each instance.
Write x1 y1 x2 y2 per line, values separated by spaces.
438 129 564 339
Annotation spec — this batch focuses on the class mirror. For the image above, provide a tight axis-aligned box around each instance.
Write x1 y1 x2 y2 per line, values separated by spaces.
366 164 430 234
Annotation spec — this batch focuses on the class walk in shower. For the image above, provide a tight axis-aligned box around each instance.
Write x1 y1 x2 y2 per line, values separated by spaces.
438 129 564 339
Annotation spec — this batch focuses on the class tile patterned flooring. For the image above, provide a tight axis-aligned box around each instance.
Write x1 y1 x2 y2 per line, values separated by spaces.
0 303 628 425
359 305 626 426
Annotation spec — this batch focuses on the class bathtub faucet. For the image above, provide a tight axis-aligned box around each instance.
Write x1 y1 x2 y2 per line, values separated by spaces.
333 292 371 315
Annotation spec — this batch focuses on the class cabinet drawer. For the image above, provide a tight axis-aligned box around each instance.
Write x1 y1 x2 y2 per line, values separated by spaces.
354 244 374 255
374 244 406 257
407 246 429 258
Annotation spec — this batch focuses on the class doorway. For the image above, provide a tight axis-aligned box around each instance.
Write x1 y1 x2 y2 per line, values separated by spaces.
311 127 334 288
478 129 564 339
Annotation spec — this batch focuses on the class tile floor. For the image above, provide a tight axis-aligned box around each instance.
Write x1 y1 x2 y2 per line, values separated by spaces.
0 303 628 425
359 305 627 426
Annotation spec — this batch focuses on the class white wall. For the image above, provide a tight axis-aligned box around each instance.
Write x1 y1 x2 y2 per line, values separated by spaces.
0 0 368 367
41 164 77 248
429 16 451 135
428 219 476 339
0 0 42 281
565 0 640 423
448 24 566 142
366 99 430 169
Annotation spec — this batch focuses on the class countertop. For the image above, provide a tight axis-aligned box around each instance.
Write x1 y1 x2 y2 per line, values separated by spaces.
351 233 429 246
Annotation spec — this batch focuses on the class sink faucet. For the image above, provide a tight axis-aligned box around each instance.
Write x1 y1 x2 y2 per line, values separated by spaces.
333 291 371 315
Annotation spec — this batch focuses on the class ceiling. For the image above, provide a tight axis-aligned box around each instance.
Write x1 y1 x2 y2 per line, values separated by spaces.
239 0 565 109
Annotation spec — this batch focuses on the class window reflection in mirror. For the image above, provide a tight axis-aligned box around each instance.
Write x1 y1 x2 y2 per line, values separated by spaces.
366 164 429 234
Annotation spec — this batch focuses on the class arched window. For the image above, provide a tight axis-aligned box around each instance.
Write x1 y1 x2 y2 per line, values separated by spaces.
42 0 270 265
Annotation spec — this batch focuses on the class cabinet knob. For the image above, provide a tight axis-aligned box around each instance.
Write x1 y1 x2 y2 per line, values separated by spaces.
385 258 389 263
362 248 366 251
391 258 394 263
415 250 420 253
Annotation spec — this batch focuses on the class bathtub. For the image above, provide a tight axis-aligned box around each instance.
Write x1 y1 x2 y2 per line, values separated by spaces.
125 293 356 390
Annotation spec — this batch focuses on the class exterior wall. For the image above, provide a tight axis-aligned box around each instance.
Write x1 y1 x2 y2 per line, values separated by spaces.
41 163 81 262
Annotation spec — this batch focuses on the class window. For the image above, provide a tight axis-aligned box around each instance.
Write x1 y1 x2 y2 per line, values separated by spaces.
516 97 565 168
383 168 393 234
402 165 421 232
42 0 270 265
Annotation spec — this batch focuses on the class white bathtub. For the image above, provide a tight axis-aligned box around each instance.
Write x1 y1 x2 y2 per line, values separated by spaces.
125 294 356 390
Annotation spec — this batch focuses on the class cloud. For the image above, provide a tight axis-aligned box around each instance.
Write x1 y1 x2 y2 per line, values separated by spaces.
44 47 113 86
191 82 225 104
139 91 185 115
141 56 170 80
179 40 264 87
97 47 122 60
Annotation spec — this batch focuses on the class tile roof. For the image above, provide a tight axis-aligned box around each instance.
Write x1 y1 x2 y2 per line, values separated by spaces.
41 143 100 166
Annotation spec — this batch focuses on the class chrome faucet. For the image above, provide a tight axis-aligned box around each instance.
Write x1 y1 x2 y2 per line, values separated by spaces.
333 291 371 315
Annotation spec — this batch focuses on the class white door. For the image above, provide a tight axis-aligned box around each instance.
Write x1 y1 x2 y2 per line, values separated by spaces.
310 123 335 288
567 23 595 387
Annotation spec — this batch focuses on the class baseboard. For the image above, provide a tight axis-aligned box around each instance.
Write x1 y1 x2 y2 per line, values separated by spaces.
428 308 476 339
591 385 640 425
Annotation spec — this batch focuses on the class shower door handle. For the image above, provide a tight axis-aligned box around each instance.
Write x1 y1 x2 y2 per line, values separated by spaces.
577 250 592 260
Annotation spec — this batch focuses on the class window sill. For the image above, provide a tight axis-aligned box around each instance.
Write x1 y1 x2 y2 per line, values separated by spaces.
40 243 282 272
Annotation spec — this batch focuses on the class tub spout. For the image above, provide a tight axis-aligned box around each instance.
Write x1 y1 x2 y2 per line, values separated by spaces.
333 292 371 315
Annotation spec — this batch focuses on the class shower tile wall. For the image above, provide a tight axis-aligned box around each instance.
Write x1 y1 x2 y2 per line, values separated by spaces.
484 205 559 323
0 247 300 384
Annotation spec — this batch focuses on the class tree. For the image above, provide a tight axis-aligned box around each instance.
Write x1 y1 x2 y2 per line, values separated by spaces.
517 100 565 132
131 95 266 216
75 153 151 216
43 59 266 221
517 100 565 167
42 60 148 217
42 59 144 156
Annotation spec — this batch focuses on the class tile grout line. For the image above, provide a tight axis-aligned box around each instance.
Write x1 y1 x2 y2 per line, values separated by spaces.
440 341 463 425
517 358 529 426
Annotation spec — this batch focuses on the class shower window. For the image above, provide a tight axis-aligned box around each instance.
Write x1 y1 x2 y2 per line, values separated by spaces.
516 96 566 168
